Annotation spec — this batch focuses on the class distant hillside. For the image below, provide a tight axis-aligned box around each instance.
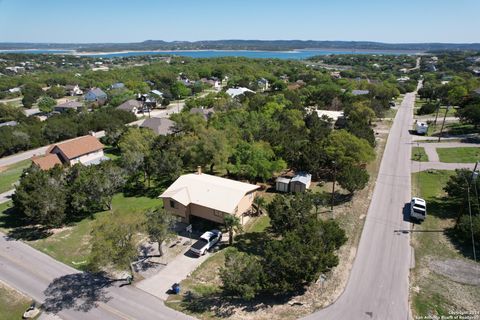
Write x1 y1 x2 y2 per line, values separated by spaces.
1 40 480 52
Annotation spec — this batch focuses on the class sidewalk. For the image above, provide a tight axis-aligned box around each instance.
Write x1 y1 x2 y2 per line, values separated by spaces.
0 189 14 204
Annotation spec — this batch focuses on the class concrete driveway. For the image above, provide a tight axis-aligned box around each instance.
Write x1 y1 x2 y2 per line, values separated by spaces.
136 236 217 300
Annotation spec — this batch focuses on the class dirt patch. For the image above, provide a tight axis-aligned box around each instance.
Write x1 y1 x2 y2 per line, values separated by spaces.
429 258 480 286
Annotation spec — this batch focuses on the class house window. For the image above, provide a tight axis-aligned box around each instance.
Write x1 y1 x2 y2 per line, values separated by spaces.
170 200 176 208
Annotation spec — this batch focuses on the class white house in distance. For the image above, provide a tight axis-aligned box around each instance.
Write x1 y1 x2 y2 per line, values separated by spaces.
160 169 260 225
226 87 255 98
315 110 344 122
32 135 108 170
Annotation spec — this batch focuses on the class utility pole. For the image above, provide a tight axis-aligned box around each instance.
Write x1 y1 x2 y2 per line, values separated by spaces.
465 161 478 262
433 100 440 126
331 161 336 211
437 105 449 142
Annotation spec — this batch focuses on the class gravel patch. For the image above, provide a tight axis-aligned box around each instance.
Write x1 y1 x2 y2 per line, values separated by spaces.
429 258 480 286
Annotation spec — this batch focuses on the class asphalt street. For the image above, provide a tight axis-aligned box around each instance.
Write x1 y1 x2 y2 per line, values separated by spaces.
0 232 195 319
304 85 420 320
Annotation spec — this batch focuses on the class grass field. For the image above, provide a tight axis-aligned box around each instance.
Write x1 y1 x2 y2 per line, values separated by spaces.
411 147 429 162
436 147 480 163
410 170 480 317
0 160 30 193
0 282 32 320
0 193 162 269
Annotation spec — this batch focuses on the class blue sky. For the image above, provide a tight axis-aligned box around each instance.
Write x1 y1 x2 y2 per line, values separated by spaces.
0 0 478 43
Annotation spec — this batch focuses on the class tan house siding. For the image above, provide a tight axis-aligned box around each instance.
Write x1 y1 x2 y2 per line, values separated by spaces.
163 198 190 221
236 191 257 217
190 203 226 224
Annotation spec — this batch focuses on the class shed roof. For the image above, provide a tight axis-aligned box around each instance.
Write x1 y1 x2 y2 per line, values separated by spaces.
291 173 312 185
160 173 260 214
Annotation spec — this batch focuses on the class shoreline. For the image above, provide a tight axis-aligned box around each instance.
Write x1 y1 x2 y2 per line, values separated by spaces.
0 48 423 56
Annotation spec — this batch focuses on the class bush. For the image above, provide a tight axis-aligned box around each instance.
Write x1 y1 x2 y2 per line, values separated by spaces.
417 103 437 115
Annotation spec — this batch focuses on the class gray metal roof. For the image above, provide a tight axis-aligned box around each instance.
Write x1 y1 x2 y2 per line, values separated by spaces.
276 177 291 184
291 173 312 185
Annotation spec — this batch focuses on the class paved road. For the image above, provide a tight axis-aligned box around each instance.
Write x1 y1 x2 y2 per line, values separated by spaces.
0 131 105 168
305 87 419 320
0 232 195 320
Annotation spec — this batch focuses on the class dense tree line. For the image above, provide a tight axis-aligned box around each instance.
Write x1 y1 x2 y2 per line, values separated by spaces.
0 107 136 157
220 193 346 299
13 162 125 227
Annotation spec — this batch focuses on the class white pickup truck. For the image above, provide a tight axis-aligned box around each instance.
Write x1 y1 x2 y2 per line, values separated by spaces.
190 230 222 256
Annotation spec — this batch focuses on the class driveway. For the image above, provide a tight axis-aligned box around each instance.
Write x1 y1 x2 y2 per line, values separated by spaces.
414 141 479 162
136 236 216 301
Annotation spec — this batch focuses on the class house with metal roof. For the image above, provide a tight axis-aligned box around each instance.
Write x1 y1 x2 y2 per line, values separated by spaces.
160 169 260 224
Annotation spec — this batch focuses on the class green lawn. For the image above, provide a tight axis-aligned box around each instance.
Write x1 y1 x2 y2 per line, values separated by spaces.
0 282 32 320
436 147 480 163
411 147 429 162
0 160 31 193
411 170 480 317
0 193 161 269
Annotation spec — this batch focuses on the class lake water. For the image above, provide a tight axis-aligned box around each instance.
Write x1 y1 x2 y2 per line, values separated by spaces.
0 49 419 59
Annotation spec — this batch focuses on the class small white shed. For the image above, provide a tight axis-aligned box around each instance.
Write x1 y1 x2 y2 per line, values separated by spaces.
275 177 291 193
290 173 312 193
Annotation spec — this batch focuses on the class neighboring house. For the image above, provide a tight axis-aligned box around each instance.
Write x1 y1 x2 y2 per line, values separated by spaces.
140 117 176 135
111 82 125 90
32 135 108 170
54 101 84 113
351 90 370 96
226 87 255 98
190 107 215 120
397 76 410 82
8 87 21 93
64 85 83 96
315 110 344 122
0 121 18 128
275 172 312 193
257 78 269 91
160 169 260 224
84 88 108 104
116 99 141 114
290 173 312 192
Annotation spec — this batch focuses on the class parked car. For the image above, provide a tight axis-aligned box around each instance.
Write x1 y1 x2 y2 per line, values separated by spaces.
410 197 427 221
190 229 222 256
